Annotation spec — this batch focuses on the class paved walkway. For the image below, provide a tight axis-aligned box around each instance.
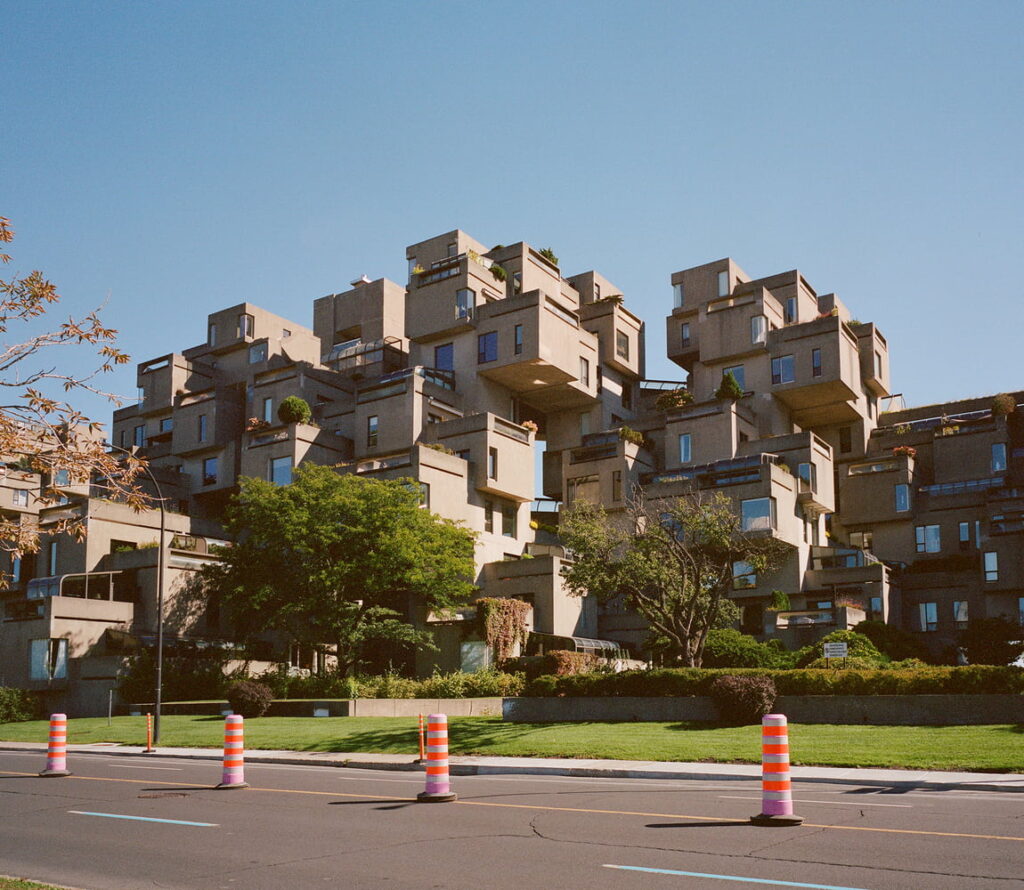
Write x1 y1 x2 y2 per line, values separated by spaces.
2 741 1022 792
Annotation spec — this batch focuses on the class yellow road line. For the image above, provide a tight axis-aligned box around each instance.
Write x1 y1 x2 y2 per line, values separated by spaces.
3 770 1021 843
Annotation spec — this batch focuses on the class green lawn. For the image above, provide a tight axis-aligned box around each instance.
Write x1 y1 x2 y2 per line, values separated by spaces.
0 879 69 890
1 715 1021 772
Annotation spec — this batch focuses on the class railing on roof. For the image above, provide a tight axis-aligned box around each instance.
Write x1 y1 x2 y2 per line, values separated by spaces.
810 546 881 571
918 477 1004 497
643 453 782 486
531 498 562 513
640 379 689 392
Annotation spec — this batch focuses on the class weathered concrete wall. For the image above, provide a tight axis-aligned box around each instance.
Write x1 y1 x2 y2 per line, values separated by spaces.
503 695 1024 726
132 697 504 718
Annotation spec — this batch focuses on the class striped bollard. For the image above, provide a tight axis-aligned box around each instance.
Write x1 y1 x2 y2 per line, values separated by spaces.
417 713 456 803
215 714 249 790
39 713 71 777
143 713 154 753
751 714 802 826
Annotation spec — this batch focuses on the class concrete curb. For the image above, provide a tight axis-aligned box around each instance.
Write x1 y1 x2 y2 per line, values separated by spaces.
2 742 1021 793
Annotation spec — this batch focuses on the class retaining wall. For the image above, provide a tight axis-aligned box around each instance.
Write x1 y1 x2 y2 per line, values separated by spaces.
502 694 1024 725
130 698 503 718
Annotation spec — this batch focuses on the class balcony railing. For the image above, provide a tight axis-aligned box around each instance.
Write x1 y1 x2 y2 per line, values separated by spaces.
918 477 1004 497
811 546 881 571
643 453 783 487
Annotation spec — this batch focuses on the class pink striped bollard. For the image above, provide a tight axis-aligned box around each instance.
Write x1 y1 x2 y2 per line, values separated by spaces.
416 713 457 803
215 714 249 790
39 713 71 777
750 714 803 826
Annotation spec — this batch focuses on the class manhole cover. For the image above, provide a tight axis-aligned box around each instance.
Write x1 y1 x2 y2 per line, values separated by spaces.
138 792 191 799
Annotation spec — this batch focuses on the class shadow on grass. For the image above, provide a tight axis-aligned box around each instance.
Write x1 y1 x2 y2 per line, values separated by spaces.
295 719 537 755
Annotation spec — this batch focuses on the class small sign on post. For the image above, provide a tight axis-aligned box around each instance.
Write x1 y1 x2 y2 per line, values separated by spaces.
823 641 848 666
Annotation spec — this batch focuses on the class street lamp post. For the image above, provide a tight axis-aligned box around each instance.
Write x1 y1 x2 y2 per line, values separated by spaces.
106 442 166 746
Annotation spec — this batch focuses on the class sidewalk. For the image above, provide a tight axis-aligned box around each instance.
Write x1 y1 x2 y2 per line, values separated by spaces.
3 741 1022 792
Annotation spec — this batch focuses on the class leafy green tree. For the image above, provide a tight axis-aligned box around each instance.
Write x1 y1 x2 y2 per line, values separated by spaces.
202 465 476 674
959 616 1024 665
854 619 931 663
560 490 789 667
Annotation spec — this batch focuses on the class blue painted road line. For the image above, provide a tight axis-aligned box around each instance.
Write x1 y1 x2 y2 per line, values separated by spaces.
603 865 867 890
68 811 218 827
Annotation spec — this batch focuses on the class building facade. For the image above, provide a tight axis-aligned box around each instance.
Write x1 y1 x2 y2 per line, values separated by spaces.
2 229 1022 712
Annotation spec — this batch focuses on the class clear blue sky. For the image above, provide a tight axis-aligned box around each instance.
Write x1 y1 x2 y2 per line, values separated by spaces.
4 0 1022 426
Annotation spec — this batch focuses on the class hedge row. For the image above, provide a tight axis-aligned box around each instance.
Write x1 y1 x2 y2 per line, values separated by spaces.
257 669 525 700
523 665 1024 698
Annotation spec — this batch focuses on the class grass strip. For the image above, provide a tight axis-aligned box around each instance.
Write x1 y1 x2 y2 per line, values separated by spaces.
0 715 1021 772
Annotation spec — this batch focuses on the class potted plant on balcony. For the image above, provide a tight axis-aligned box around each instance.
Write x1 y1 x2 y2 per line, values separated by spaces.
245 417 271 433
278 396 312 425
538 247 559 267
892 445 916 458
617 425 647 447
992 393 1016 417
715 371 744 402
490 264 507 282
654 388 693 411
521 420 538 433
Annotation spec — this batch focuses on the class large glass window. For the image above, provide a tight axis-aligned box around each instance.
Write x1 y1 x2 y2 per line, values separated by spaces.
811 348 822 378
751 315 766 344
133 425 146 448
248 342 268 364
984 551 999 582
723 365 745 391
13 489 28 508
30 638 67 681
991 443 1007 473
732 560 756 589
741 497 776 531
434 343 454 372
771 355 795 385
616 330 630 360
915 524 941 553
456 288 475 320
269 456 292 486
894 483 910 512
159 417 173 433
673 282 684 308
678 433 692 464
202 457 218 486
798 462 817 492
953 600 969 629
367 415 378 447
918 602 937 632
477 332 497 364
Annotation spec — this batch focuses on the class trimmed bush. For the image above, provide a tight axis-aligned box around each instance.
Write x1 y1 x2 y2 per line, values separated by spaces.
795 630 883 668
709 675 777 725
226 680 274 718
277 396 312 425
702 629 795 669
0 687 34 723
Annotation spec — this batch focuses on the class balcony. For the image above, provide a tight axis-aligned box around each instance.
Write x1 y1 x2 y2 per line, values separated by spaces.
325 337 406 381
854 323 890 397
578 299 644 378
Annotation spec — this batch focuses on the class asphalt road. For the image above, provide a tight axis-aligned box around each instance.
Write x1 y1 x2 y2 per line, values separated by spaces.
1 751 1022 889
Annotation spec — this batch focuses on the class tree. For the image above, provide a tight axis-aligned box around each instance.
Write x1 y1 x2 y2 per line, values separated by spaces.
959 616 1024 666
0 217 145 583
560 489 789 666
201 465 477 674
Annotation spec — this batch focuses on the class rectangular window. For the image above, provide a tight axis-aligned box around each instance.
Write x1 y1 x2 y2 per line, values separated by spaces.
839 426 852 454
208 322 217 346
456 288 475 320
579 357 590 386
13 489 28 508
915 524 941 553
811 348 822 378
678 433 692 464
798 462 817 492
723 365 745 391
48 541 58 575
484 500 494 534
133 425 146 448
501 503 517 538
418 482 430 509
198 415 207 443
717 270 729 297
408 257 417 281
434 343 454 372
984 551 999 582
262 397 273 423
953 600 969 629
851 531 873 551
741 497 776 531
751 315 766 345
732 560 757 590
11 556 21 584
673 282 684 308
612 470 622 502
159 417 173 433
784 296 797 324
959 521 971 549
119 429 127 449
248 342 268 364
681 322 691 347
870 596 882 618
596 366 603 394
874 351 883 377
918 602 937 632
514 325 523 355
771 355 794 385
477 331 497 364
975 520 982 548
991 443 1007 473
237 313 254 339
30 638 67 681
594 282 601 300
488 447 498 480
512 272 522 294
269 456 292 486
367 415 378 447
447 242 457 258
202 457 218 486
615 330 630 360
894 483 909 513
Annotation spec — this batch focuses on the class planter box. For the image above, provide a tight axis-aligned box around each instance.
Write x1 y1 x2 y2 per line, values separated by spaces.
503 694 1024 726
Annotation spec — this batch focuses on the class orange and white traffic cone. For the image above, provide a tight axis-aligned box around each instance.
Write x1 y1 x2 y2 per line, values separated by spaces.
751 713 802 826
417 713 456 803
39 713 71 777
215 714 248 789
